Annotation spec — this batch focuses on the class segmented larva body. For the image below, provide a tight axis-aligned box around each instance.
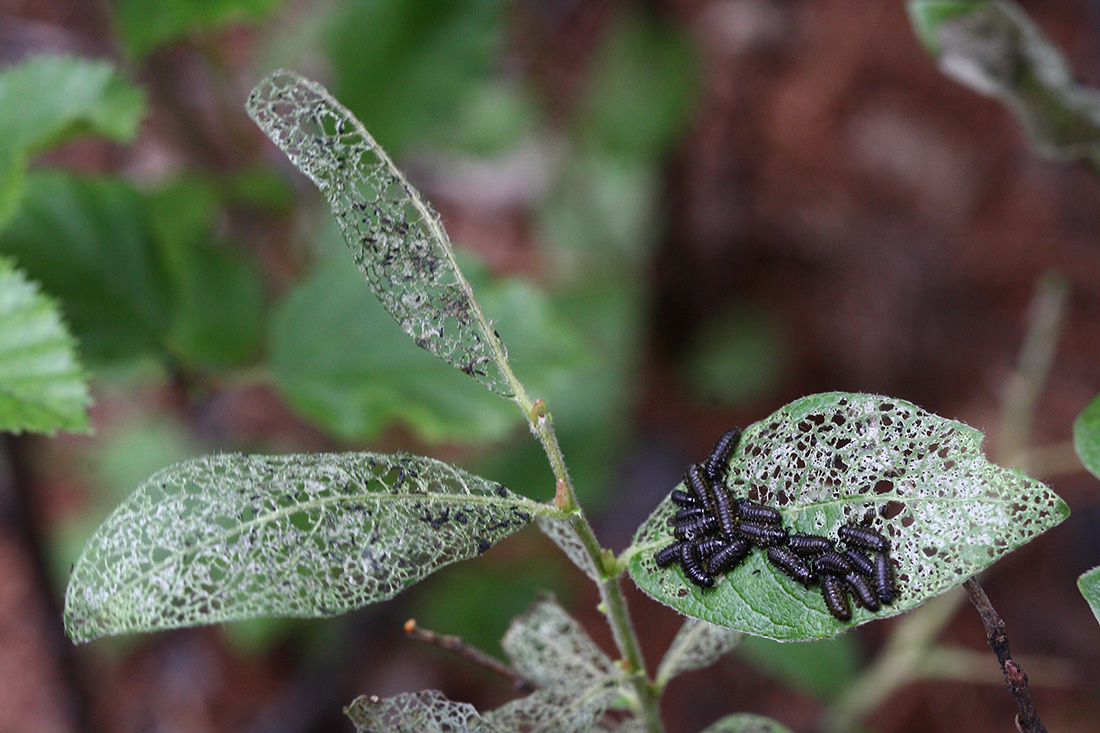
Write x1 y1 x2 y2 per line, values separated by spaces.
838 524 890 553
812 550 853 577
670 489 697 507
673 514 717 541
821 573 852 622
766 546 816 586
788 533 835 555
685 463 716 512
670 506 709 524
734 499 782 526
680 540 714 588
873 551 897 605
708 538 753 574
703 427 742 484
844 571 880 611
842 548 875 577
711 485 739 539
654 541 682 567
737 521 789 547
695 537 729 559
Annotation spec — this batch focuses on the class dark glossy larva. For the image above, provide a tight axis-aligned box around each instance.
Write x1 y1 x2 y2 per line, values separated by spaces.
685 464 716 511
670 506 709 524
681 540 714 588
654 541 682 567
734 498 782 526
812 550 853 576
711 486 739 538
842 548 875 577
844 571 880 611
736 521 789 547
703 427 741 484
873 551 897 604
708 537 753 574
788 533 835 555
838 524 890 553
673 514 718 540
670 489 697 507
821 573 852 622
766 546 816 586
695 537 729 559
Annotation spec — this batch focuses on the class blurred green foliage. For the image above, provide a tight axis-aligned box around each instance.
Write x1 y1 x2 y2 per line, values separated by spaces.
113 0 285 59
735 634 861 700
682 307 789 408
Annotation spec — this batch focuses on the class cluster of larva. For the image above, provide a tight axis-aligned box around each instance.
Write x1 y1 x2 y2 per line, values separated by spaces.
653 428 899 622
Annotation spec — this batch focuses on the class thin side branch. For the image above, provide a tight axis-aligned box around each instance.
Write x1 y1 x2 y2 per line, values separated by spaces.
962 578 1047 733
403 619 535 693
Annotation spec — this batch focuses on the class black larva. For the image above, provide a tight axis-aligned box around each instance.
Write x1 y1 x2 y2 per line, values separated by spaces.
821 573 852 622
736 521 789 547
685 464 716 512
670 506 709 524
680 540 714 588
670 489 697 507
708 538 753 574
654 541 682 567
673 514 718 540
788 533 835 555
844 571 880 612
838 524 890 553
766 546 816 586
812 550 853 577
703 427 741 484
873 551 897 605
842 548 875 577
734 498 782 526
711 484 739 539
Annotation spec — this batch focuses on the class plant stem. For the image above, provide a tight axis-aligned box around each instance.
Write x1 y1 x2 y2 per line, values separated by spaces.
403 619 535 692
962 578 1047 732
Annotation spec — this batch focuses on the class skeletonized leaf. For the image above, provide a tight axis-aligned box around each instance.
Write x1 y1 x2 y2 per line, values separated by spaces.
65 452 545 642
483 683 620 733
1078 566 1100 629
502 594 618 690
535 514 601 581
247 71 514 396
1073 394 1100 480
0 257 90 434
909 1 1100 162
655 618 742 688
698 713 794 733
345 689 498 733
627 393 1069 640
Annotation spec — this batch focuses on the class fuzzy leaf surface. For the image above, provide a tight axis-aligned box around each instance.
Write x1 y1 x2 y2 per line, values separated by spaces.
502 594 617 690
484 683 620 733
698 713 794 733
345 689 497 733
247 70 514 396
1079 566 1100 629
656 618 742 688
0 257 90 434
65 452 543 642
909 1 1100 163
627 393 1069 640
1073 394 1100 480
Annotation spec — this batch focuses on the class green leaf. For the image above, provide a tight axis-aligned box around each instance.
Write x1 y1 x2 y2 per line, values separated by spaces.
0 257 90 434
114 0 285 59
1073 394 1100 480
698 713 794 733
0 172 172 363
1078 566 1100 628
626 392 1069 640
655 618 742 688
0 55 145 230
908 1 1100 162
64 452 546 642
345 689 497 733
0 172 264 368
247 70 516 397
269 253 579 443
